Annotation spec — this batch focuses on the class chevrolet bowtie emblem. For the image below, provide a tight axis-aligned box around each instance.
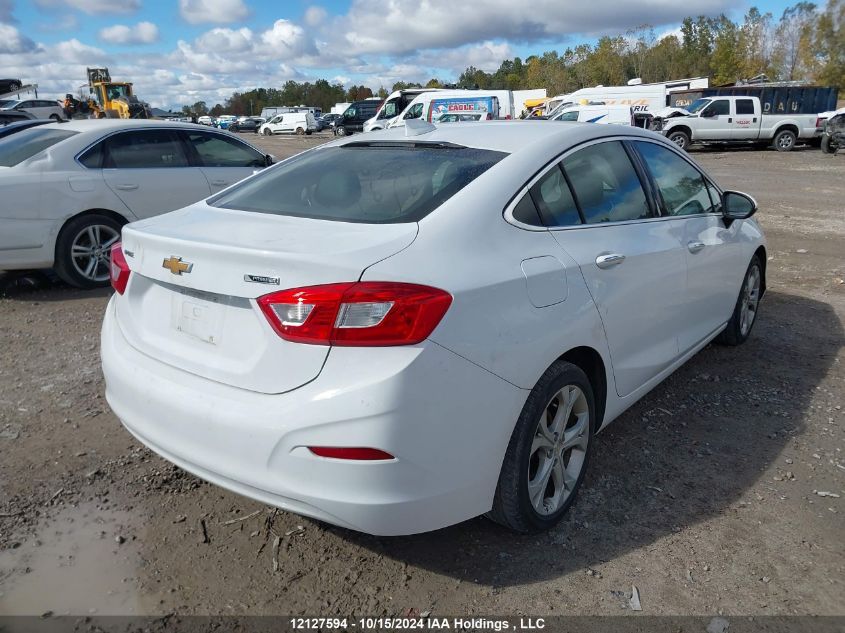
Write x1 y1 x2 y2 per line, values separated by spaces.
162 256 193 275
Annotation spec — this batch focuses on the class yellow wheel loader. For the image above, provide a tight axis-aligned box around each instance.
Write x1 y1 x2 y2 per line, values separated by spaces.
81 68 151 119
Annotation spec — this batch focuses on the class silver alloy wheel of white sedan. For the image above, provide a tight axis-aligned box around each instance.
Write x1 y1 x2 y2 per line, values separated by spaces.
528 385 589 515
70 223 120 283
739 264 761 336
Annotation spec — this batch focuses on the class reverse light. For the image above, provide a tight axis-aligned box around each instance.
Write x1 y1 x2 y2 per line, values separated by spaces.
110 242 130 295
309 447 395 461
257 281 452 346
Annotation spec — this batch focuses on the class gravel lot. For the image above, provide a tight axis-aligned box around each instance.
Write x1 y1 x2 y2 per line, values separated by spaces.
0 132 843 618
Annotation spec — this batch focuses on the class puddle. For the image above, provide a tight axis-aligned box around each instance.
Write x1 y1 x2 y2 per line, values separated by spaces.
0 502 150 615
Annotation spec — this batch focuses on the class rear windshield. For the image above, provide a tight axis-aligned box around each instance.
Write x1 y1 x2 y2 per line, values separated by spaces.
210 142 507 223
0 128 77 167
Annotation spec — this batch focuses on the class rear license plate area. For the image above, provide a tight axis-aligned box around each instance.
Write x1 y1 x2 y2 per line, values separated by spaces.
171 288 224 345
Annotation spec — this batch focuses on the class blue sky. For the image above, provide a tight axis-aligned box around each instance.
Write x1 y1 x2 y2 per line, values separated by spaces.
1 0 802 110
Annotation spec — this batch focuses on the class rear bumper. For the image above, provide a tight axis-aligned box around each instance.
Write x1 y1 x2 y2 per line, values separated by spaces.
101 297 526 535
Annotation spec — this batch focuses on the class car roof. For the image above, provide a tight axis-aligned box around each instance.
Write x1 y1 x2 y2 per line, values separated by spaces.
35 119 205 134
334 120 665 156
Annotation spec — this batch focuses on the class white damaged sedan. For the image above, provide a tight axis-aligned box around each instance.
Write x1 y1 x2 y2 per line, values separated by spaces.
101 121 766 535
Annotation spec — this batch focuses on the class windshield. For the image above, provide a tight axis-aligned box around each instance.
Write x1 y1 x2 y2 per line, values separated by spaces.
379 98 400 119
687 98 712 114
211 143 507 223
105 85 129 100
0 128 77 167
545 101 573 119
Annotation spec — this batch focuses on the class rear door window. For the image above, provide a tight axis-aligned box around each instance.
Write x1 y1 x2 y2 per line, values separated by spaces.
104 130 189 168
736 99 755 115
562 141 651 224
211 142 507 223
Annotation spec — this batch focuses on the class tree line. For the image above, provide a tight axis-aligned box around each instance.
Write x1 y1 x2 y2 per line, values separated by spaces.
183 1 843 116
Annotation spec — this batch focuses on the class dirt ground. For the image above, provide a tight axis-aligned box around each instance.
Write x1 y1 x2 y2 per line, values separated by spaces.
0 132 843 618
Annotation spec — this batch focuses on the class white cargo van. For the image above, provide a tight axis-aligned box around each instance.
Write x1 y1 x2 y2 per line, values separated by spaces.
258 111 317 136
364 88 447 132
387 91 508 129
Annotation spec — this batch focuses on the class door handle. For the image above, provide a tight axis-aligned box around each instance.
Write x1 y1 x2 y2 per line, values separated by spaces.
728 117 733 123
114 184 138 191
688 241 706 253
595 253 626 269
210 180 229 186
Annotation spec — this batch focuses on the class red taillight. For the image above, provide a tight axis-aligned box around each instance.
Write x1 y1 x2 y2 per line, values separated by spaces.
257 281 452 346
815 117 825 128
309 447 395 460
110 242 130 295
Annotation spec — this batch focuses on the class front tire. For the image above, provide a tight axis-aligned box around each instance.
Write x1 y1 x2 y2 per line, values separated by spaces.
716 255 763 346
821 135 838 154
336 126 348 136
54 214 123 289
773 129 796 152
263 128 272 136
488 361 595 533
668 130 690 151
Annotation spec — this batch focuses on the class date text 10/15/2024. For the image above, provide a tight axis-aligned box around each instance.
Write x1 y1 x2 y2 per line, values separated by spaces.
290 617 547 631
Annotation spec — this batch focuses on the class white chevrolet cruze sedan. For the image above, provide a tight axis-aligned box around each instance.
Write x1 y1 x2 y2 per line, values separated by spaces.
101 122 766 535
0 120 271 288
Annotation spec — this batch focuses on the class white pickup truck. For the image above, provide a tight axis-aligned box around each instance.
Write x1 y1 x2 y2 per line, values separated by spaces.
658 95 821 151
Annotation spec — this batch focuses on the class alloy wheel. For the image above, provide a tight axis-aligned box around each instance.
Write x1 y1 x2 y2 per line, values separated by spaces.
70 224 120 283
527 385 590 516
739 265 761 336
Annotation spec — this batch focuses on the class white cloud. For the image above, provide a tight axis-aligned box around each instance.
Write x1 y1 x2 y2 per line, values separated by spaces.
99 21 159 44
418 41 515 73
0 22 37 54
333 0 732 56
304 6 327 27
260 19 313 57
179 0 249 25
657 26 683 41
34 0 140 15
38 14 79 31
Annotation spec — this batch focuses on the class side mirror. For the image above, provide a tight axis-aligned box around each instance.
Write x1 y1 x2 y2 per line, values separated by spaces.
700 109 714 118
264 154 274 167
723 190 758 220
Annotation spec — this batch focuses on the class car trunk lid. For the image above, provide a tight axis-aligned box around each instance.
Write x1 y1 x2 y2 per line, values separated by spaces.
115 203 418 394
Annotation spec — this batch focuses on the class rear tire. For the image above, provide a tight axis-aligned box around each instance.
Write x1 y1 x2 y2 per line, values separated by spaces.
773 129 796 152
488 361 595 533
54 214 123 289
296 127 305 135
715 255 763 346
49 114 61 122
668 130 690 151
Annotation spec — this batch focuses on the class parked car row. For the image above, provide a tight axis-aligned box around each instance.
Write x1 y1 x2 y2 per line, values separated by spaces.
0 120 272 287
